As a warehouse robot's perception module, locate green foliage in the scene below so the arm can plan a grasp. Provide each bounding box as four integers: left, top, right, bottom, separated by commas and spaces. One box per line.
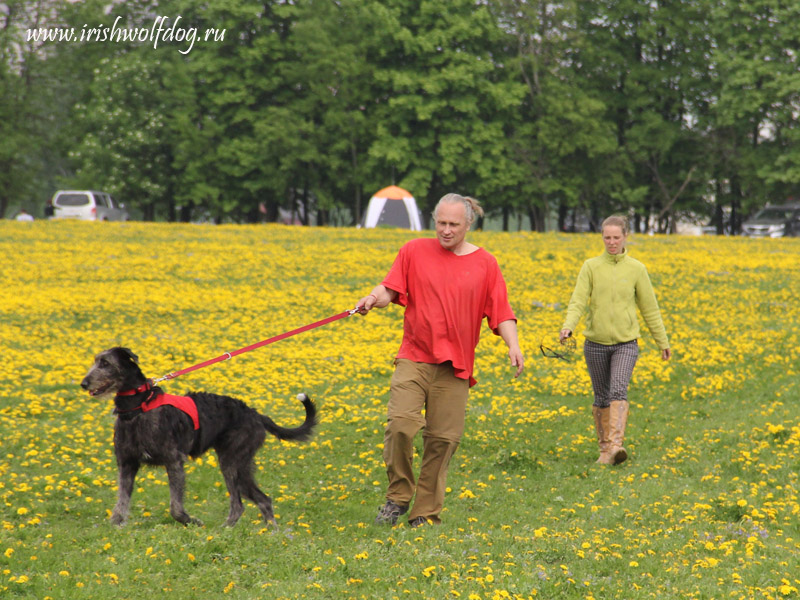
2, 0, 800, 228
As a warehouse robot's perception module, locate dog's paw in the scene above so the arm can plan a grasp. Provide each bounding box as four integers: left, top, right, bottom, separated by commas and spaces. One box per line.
173, 511, 204, 527
109, 513, 127, 526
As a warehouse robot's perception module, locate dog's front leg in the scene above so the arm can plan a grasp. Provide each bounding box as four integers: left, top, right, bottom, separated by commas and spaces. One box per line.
165, 460, 203, 526
111, 460, 139, 525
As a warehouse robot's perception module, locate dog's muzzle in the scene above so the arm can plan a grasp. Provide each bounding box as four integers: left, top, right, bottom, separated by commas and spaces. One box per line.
81, 378, 113, 396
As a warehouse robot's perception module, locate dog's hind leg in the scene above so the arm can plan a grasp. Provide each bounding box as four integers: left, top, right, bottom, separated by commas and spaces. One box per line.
220, 462, 246, 526
219, 456, 276, 527
237, 466, 276, 527
165, 461, 203, 526
111, 460, 140, 525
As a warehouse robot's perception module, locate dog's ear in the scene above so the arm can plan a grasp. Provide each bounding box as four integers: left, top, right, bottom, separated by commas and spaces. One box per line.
117, 347, 139, 364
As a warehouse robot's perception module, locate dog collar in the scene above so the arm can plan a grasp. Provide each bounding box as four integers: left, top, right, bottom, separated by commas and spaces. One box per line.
116, 380, 154, 397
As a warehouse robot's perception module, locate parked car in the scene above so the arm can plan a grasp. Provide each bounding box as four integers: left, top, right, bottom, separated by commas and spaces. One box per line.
741, 204, 800, 238
47, 190, 129, 221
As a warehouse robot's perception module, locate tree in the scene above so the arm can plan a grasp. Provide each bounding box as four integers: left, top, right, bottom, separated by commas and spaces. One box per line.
0, 1, 31, 217
0, 0, 73, 217
6, 0, 799, 228
571, 0, 714, 233
494, 0, 620, 231
704, 0, 800, 232
362, 0, 526, 222
70, 50, 185, 220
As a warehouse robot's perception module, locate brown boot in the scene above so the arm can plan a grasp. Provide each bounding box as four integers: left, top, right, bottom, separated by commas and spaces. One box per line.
608, 401, 629, 464
592, 406, 614, 464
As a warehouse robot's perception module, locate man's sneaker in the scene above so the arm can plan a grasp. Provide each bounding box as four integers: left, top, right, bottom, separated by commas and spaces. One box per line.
374, 500, 408, 525
409, 516, 431, 528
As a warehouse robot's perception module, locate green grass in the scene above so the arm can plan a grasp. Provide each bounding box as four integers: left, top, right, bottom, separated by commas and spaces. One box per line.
7, 370, 799, 600
2, 222, 799, 599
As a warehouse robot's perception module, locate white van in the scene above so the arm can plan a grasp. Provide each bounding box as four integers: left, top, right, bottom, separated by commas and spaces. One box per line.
48, 190, 129, 221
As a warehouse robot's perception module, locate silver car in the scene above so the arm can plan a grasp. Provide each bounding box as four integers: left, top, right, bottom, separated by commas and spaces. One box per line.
48, 190, 129, 221
741, 204, 800, 238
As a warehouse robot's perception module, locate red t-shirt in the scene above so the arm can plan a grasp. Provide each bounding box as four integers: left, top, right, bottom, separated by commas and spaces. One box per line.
382, 238, 516, 387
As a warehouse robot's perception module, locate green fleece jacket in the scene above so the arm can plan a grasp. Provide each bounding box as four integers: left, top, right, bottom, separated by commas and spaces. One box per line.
562, 249, 669, 349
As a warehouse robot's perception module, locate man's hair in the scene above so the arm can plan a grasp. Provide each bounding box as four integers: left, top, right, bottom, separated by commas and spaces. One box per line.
433, 193, 484, 227
601, 215, 629, 235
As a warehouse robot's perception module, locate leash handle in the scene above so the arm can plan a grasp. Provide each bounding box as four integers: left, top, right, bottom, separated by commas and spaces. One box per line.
152, 309, 358, 384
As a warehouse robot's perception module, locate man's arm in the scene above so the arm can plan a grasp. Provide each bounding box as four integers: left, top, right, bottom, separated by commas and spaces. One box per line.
497, 319, 524, 378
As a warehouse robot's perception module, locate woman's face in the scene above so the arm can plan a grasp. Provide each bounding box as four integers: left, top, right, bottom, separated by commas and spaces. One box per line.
602, 225, 627, 255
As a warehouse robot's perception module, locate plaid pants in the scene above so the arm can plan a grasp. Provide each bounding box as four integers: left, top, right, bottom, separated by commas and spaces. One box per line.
584, 339, 639, 407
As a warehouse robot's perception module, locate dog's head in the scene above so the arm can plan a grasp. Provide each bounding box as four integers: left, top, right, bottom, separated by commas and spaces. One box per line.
81, 347, 144, 397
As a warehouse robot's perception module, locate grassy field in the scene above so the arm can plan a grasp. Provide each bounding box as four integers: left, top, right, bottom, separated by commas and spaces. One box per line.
2, 220, 799, 600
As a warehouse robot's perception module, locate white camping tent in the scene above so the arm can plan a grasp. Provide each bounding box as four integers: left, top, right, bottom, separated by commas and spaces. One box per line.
361, 186, 423, 230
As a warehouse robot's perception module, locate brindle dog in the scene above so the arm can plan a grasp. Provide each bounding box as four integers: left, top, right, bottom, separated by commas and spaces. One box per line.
81, 347, 317, 527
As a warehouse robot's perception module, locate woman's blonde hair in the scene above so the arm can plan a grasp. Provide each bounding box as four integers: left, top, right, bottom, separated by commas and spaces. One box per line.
601, 215, 629, 235
433, 193, 484, 227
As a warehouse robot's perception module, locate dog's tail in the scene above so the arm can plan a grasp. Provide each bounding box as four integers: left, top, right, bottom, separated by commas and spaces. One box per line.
262, 393, 317, 442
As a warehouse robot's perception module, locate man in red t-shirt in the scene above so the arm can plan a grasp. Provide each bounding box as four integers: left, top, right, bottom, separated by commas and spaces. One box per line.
357, 193, 524, 527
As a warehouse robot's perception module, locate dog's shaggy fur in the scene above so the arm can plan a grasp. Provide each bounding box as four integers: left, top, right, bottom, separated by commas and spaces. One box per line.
81, 347, 317, 527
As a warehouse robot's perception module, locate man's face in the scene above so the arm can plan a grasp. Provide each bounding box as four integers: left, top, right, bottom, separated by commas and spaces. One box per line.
435, 202, 469, 252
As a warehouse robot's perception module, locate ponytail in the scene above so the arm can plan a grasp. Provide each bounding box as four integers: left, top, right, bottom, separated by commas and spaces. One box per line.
433, 193, 484, 227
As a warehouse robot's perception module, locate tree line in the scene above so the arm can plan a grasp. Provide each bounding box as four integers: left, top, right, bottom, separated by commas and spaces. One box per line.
2, 0, 799, 232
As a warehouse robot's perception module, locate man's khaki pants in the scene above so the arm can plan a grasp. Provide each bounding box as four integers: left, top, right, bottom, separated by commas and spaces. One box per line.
383, 359, 469, 524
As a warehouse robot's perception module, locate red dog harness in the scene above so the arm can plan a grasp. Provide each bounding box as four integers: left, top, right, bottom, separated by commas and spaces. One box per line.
116, 382, 200, 430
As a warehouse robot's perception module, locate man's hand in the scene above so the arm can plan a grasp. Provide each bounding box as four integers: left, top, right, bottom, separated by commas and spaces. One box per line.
509, 347, 524, 378
356, 294, 378, 315
356, 286, 397, 315
497, 320, 524, 378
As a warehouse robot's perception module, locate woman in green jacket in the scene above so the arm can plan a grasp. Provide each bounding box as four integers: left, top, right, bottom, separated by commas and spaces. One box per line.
560, 216, 671, 465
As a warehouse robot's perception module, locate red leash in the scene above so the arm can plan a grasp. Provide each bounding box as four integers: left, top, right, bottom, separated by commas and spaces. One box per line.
152, 308, 359, 384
